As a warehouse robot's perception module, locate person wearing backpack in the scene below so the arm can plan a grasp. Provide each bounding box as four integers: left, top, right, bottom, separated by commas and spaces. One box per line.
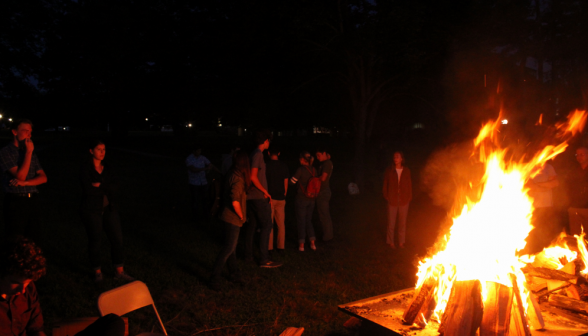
382, 151, 412, 249
316, 147, 334, 241
290, 151, 320, 251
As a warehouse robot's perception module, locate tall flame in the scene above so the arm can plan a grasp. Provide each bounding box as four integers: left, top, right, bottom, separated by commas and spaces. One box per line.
415, 110, 587, 322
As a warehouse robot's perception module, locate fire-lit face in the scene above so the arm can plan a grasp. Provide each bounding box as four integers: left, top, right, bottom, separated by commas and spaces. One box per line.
0, 274, 32, 298
576, 148, 588, 167
316, 152, 327, 162
12, 123, 32, 141
393, 153, 403, 166
90, 144, 106, 161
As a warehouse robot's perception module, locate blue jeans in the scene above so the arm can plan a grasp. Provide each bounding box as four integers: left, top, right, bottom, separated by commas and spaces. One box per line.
245, 199, 272, 263
316, 190, 333, 241
295, 196, 316, 244
387, 203, 409, 245
212, 221, 241, 280
82, 206, 124, 270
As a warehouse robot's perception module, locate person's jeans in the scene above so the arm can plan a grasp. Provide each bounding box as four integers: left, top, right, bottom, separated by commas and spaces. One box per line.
82, 206, 125, 270
387, 203, 409, 245
568, 207, 588, 235
269, 199, 286, 250
189, 184, 209, 222
316, 190, 333, 241
212, 221, 241, 280
3, 193, 41, 240
295, 196, 316, 244
245, 199, 273, 263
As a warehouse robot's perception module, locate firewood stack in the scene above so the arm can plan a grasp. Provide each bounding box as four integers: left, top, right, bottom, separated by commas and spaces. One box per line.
402, 254, 588, 335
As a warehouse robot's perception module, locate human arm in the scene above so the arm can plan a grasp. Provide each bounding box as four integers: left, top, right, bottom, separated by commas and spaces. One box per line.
251, 167, 270, 198
10, 170, 47, 187
283, 178, 288, 196
232, 201, 244, 220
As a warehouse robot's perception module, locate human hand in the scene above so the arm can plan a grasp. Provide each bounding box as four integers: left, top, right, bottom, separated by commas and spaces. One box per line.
264, 192, 272, 200
92, 182, 101, 187
24, 138, 34, 153
10, 179, 27, 187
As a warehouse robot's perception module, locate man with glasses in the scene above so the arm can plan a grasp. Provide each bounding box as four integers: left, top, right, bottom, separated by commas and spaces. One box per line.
568, 147, 588, 235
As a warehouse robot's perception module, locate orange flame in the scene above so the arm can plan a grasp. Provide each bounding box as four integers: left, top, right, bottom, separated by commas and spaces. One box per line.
415, 110, 587, 324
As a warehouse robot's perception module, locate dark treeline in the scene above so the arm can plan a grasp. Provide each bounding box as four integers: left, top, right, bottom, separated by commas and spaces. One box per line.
2, 0, 588, 182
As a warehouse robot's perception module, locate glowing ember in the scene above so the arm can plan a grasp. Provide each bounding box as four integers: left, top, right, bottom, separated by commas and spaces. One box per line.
414, 110, 588, 324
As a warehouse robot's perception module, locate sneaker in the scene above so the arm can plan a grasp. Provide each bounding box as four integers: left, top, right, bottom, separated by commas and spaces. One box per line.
260, 260, 283, 268
310, 243, 317, 251
114, 272, 135, 282
299, 246, 305, 252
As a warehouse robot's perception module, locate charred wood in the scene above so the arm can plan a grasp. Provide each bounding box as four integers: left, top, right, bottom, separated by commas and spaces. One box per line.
522, 265, 578, 283
548, 294, 588, 315
438, 280, 483, 336
480, 282, 513, 336
402, 277, 436, 325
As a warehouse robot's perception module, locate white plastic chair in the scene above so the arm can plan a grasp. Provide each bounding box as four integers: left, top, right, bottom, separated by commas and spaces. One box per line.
97, 281, 168, 335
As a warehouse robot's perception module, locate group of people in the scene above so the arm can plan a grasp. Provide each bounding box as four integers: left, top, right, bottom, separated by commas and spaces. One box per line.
0, 119, 132, 335
190, 130, 335, 290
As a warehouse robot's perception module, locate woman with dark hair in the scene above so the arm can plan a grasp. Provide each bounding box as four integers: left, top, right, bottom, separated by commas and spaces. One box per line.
291, 151, 318, 252
81, 140, 133, 283
210, 150, 251, 290
382, 151, 412, 249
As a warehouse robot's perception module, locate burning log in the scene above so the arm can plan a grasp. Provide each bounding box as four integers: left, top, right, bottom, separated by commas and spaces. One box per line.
479, 282, 513, 336
438, 280, 483, 336
566, 284, 582, 300
548, 294, 588, 315
527, 281, 547, 293
402, 277, 436, 325
508, 274, 531, 336
535, 282, 572, 298
526, 291, 545, 330
521, 265, 578, 283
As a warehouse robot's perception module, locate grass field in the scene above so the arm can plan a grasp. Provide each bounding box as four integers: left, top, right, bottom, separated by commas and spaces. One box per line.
1, 132, 446, 335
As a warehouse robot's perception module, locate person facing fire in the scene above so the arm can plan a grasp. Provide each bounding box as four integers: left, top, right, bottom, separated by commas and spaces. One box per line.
0, 236, 125, 336
524, 162, 559, 253
567, 147, 588, 235
0, 119, 47, 239
382, 151, 412, 249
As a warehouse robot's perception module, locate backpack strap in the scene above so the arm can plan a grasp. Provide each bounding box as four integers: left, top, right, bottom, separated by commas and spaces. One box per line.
303, 165, 315, 177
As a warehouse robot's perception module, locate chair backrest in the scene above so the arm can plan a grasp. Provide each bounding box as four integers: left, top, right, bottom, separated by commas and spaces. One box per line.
98, 281, 168, 335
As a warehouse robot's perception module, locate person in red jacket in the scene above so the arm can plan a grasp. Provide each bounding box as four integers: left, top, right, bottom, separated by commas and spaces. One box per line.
382, 151, 412, 248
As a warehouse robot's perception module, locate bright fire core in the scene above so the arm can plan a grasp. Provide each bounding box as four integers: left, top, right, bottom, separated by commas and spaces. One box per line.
415, 110, 588, 322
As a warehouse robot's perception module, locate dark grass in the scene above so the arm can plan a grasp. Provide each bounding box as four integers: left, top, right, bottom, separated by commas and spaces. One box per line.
0, 132, 446, 335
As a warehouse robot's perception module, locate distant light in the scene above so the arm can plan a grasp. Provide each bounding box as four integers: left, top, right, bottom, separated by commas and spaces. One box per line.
0, 114, 3, 119
244, 129, 247, 132
145, 118, 148, 121
188, 124, 192, 127
218, 123, 222, 127
502, 119, 508, 125
8, 118, 12, 122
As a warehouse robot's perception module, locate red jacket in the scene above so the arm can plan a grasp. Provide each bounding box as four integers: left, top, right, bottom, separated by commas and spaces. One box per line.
383, 166, 412, 206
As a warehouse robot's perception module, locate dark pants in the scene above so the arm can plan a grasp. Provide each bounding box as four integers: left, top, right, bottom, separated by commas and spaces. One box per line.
3, 193, 41, 239
245, 199, 272, 263
189, 184, 209, 222
295, 196, 316, 244
82, 207, 125, 271
75, 314, 125, 336
525, 207, 559, 254
316, 190, 333, 241
211, 221, 241, 280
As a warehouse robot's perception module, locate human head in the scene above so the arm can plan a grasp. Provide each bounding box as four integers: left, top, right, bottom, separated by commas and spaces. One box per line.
192, 144, 202, 157
254, 129, 271, 151
299, 151, 312, 166
268, 144, 281, 158
393, 151, 405, 167
316, 146, 330, 162
576, 147, 588, 168
11, 119, 33, 142
89, 139, 106, 162
233, 150, 251, 188
0, 236, 46, 297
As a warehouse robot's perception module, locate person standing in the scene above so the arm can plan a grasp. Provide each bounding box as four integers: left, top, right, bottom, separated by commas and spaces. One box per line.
81, 140, 133, 283
291, 151, 318, 252
567, 147, 588, 235
210, 150, 250, 290
244, 130, 282, 268
382, 151, 412, 249
0, 119, 47, 239
186, 145, 212, 224
526, 162, 559, 252
266, 144, 289, 252
316, 147, 333, 241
